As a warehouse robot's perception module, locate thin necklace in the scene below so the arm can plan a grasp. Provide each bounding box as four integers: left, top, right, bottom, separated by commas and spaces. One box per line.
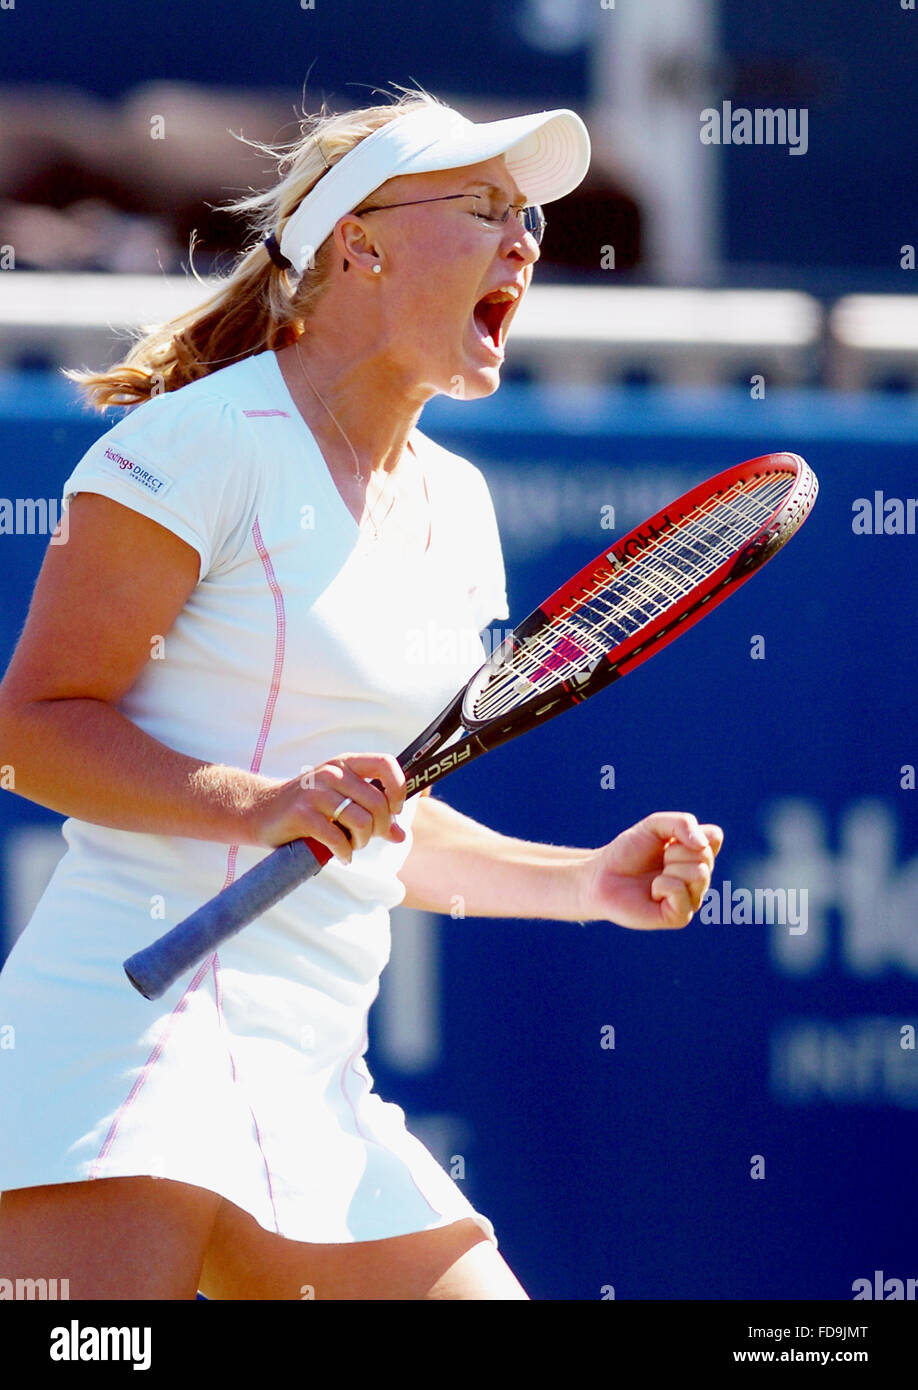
294, 342, 397, 540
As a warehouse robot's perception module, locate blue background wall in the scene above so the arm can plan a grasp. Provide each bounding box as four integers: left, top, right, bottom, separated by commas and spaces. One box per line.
719, 2, 917, 280
2, 0, 915, 282
2, 375, 915, 1299
2, 0, 915, 1307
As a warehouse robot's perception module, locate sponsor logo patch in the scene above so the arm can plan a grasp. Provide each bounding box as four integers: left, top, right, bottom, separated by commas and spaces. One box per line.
102, 446, 174, 497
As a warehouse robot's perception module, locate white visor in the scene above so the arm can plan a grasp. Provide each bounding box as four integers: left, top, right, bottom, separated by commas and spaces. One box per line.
279, 102, 591, 273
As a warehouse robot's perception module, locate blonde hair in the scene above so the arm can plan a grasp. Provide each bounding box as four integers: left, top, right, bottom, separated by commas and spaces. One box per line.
68, 89, 445, 411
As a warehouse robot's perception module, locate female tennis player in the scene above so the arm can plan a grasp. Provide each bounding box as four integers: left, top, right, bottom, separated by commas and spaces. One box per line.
0, 91, 722, 1300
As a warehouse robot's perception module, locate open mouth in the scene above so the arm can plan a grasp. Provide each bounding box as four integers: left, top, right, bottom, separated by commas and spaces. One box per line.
472, 289, 519, 352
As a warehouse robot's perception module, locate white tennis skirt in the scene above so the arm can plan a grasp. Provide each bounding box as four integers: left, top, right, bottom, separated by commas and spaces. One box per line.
0, 823, 495, 1247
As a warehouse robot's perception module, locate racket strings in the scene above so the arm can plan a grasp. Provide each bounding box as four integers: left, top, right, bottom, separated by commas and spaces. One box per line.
566, 474, 790, 638
558, 473, 789, 650
473, 472, 793, 720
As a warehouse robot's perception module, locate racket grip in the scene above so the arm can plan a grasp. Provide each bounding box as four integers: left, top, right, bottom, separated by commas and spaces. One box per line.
123, 837, 332, 1000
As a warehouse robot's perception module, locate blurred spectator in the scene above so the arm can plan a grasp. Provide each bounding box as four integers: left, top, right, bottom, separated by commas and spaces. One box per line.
0, 198, 176, 272
0, 82, 642, 277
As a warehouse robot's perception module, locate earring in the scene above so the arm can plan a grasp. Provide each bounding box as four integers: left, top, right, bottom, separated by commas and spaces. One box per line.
372, 264, 382, 275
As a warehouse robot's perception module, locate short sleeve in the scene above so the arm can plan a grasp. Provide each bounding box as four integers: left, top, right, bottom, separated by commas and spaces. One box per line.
61, 385, 261, 579
462, 464, 510, 634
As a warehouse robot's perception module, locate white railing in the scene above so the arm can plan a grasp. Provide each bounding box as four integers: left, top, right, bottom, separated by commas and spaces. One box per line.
827, 295, 918, 391
1, 273, 916, 390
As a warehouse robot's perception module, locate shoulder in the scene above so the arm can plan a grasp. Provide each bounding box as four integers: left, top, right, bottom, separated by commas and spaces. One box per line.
105, 353, 275, 448
411, 432, 509, 627
75, 355, 285, 503
62, 356, 282, 575
410, 429, 496, 506
410, 428, 477, 474
63, 355, 279, 528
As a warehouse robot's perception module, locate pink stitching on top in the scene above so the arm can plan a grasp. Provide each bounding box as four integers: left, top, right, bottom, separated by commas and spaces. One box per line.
217, 515, 285, 893
89, 956, 212, 1178
247, 517, 287, 776
210, 514, 287, 1225
91, 515, 287, 1212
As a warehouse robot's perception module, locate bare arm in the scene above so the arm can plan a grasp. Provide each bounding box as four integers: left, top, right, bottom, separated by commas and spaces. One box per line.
0, 493, 405, 859
398, 794, 593, 920
398, 794, 724, 929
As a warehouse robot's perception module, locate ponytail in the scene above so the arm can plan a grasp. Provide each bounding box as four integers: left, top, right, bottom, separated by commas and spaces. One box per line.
66, 90, 443, 411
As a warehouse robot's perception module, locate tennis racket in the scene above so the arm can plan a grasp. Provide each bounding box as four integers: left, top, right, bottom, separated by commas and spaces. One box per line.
124, 451, 817, 999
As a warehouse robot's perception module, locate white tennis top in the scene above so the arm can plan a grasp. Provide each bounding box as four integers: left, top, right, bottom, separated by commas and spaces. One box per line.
0, 350, 509, 1245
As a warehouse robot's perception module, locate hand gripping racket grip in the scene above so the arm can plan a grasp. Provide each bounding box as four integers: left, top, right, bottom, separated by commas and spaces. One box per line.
123, 836, 332, 1000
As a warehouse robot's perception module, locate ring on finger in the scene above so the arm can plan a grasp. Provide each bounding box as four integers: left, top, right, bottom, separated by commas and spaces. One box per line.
331, 796, 353, 823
